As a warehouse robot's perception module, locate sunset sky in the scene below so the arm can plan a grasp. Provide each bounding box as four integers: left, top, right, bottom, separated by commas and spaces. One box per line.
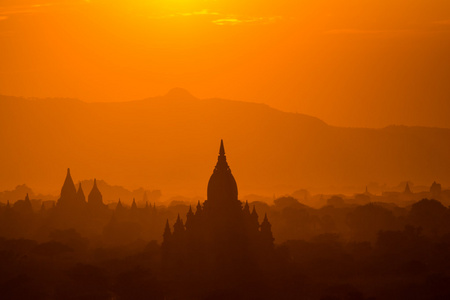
1, 0, 450, 128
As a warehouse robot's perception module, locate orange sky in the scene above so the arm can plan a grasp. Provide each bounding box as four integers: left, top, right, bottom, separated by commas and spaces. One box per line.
1, 0, 450, 128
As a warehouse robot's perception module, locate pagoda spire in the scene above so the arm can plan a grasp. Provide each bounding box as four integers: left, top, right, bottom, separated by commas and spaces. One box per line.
207, 139, 238, 202
196, 200, 202, 215
88, 178, 104, 206
60, 168, 77, 202
219, 139, 225, 156
263, 213, 269, 223
116, 198, 125, 212
143, 191, 148, 203
162, 219, 172, 261
174, 214, 184, 232
131, 198, 137, 209
90, 179, 97, 194
243, 200, 250, 215
130, 197, 138, 218
214, 139, 229, 171
76, 182, 86, 203
251, 205, 258, 217
162, 219, 172, 246
260, 213, 275, 248
163, 219, 172, 236
185, 205, 194, 230
364, 186, 372, 196
404, 182, 412, 194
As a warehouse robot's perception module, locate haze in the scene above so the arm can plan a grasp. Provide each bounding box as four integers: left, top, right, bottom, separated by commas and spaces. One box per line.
1, 0, 450, 128
2, 90, 450, 198
3, 2, 450, 299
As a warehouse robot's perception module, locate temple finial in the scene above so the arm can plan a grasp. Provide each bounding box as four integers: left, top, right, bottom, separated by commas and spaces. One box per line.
405, 182, 412, 194
219, 139, 225, 156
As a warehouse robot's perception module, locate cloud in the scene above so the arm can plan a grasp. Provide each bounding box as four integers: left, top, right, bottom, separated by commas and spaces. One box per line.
0, 16, 8, 21
148, 9, 220, 19
0, 2, 282, 27
147, 8, 281, 26
179, 9, 219, 17
212, 16, 281, 26
214, 15, 283, 26
149, 9, 223, 21
212, 18, 243, 26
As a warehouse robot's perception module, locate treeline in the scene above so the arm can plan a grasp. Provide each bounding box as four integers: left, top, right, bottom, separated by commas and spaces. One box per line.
1, 197, 450, 299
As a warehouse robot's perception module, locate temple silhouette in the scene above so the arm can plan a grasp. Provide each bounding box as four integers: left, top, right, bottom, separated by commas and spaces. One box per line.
57, 169, 109, 214
162, 140, 274, 276
4, 143, 450, 299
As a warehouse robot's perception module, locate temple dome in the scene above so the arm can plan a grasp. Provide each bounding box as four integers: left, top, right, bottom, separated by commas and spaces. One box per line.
207, 140, 238, 202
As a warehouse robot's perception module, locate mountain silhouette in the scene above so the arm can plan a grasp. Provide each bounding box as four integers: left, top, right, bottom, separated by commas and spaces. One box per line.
1, 91, 449, 196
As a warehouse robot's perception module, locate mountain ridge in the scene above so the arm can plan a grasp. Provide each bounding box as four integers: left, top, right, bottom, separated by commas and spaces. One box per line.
2, 91, 449, 131
1, 90, 449, 196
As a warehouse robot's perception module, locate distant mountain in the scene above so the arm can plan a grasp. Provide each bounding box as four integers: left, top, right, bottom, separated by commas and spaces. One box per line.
1, 89, 449, 197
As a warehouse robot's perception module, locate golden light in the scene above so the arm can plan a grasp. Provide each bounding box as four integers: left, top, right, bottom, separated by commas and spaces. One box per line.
105, 0, 210, 13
